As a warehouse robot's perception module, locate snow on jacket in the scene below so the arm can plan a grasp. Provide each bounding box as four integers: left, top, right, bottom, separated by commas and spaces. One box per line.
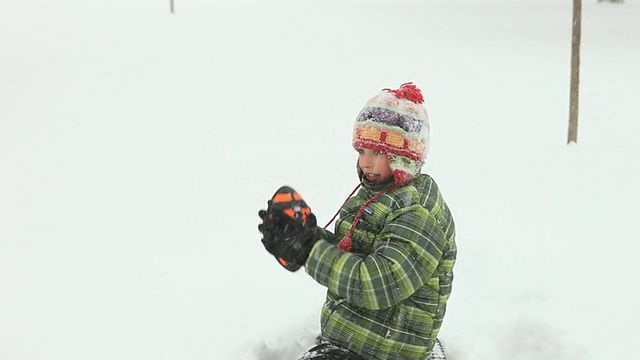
305, 173, 457, 360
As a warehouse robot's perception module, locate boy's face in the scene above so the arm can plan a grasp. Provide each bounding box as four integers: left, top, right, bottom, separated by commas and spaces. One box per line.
357, 148, 393, 183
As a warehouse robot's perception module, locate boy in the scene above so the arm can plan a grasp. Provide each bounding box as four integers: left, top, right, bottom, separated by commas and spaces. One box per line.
259, 83, 456, 360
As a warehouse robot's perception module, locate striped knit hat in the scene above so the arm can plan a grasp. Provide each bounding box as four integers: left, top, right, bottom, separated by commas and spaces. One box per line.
352, 82, 430, 184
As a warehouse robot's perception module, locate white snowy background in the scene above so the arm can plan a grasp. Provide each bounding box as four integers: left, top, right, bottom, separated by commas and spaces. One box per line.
1, 0, 638, 359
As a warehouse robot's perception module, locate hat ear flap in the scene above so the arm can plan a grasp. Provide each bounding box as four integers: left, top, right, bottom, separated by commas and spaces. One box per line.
386, 153, 424, 185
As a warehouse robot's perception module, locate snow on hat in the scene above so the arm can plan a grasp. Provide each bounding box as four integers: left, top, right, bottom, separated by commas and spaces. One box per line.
352, 82, 430, 184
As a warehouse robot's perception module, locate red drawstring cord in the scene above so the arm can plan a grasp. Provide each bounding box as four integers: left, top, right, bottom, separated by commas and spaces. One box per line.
324, 183, 400, 252
323, 183, 362, 229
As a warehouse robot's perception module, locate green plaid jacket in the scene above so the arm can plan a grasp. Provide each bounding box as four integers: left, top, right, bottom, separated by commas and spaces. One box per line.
305, 174, 456, 360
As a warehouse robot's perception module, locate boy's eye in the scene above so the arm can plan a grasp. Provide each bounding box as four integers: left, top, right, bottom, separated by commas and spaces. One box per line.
374, 150, 383, 155
356, 148, 364, 154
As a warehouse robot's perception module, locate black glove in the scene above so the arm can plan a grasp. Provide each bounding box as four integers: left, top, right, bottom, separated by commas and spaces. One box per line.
259, 209, 319, 272
274, 212, 320, 268
258, 186, 319, 272
258, 207, 297, 257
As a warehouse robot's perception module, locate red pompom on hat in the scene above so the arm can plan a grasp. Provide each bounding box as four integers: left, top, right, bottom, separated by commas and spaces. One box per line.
382, 82, 425, 104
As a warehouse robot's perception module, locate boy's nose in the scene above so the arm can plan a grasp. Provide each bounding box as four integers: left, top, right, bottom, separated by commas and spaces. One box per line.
360, 155, 373, 168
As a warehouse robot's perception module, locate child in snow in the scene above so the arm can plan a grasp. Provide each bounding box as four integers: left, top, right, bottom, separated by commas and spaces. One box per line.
259, 83, 456, 360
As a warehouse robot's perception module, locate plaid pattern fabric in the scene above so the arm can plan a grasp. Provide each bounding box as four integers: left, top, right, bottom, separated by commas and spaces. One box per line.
305, 174, 456, 360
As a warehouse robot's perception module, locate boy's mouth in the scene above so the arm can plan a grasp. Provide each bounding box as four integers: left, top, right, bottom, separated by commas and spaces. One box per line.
365, 173, 380, 181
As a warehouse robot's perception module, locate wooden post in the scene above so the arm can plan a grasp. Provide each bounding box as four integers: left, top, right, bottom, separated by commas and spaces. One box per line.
567, 0, 581, 144
170, 0, 175, 13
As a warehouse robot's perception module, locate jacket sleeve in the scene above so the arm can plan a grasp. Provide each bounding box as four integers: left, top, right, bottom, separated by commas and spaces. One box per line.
305, 204, 447, 310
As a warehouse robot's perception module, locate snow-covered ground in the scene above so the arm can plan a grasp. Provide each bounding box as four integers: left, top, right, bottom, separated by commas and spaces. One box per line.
1, 0, 638, 359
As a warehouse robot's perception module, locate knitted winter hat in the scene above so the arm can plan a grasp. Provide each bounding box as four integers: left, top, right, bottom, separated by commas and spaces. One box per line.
352, 82, 430, 184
